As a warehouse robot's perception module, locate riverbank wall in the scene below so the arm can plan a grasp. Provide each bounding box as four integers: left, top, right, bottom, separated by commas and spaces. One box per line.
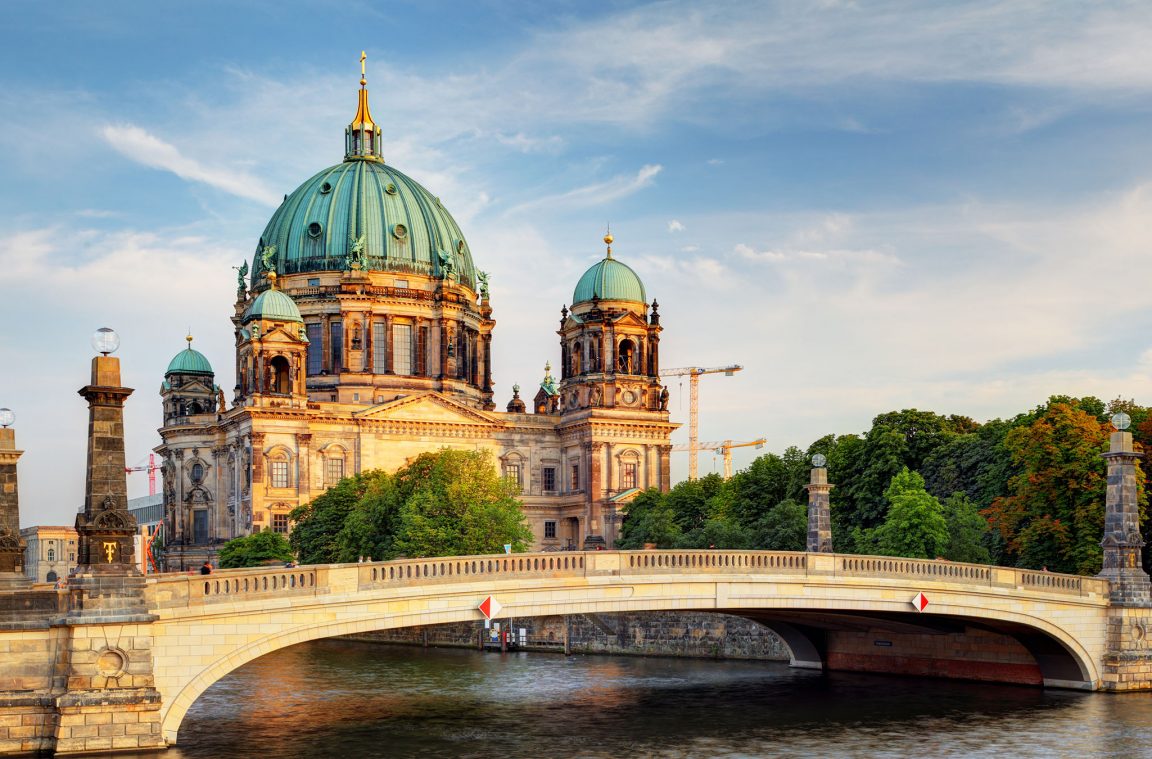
346, 612, 791, 661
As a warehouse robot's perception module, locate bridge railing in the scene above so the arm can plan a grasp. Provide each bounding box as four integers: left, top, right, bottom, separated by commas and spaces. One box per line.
145, 550, 1109, 610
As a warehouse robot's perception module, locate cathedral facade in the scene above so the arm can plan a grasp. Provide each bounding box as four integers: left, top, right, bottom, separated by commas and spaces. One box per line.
157, 69, 676, 568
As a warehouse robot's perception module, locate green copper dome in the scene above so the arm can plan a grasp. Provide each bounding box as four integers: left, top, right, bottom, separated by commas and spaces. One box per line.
166, 342, 213, 376
572, 256, 647, 305
252, 158, 477, 289
243, 288, 303, 323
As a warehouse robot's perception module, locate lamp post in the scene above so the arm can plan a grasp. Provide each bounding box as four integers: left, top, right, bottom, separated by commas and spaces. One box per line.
806, 453, 833, 553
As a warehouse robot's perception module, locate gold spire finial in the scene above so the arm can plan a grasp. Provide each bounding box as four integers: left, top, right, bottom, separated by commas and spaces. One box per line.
360, 50, 367, 86
604, 224, 614, 258
268, 271, 278, 290
186, 332, 193, 346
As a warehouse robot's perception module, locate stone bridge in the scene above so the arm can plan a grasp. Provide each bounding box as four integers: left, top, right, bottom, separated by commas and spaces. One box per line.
132, 549, 1141, 745
3, 552, 1152, 755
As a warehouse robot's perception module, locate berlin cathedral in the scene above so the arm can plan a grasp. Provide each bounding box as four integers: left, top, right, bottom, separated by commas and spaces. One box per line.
157, 65, 678, 568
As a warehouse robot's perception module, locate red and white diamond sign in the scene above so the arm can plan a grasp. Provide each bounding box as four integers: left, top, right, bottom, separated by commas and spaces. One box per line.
911, 592, 929, 612
478, 595, 503, 620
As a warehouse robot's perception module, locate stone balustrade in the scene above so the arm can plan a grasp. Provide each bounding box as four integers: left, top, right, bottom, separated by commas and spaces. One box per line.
145, 550, 1107, 611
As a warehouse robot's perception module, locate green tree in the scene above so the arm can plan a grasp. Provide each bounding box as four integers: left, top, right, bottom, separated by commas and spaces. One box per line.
984, 398, 1118, 573
831, 411, 972, 539
290, 472, 386, 565
872, 468, 949, 559
940, 492, 991, 564
218, 529, 294, 569
335, 472, 402, 562
750, 498, 807, 551
665, 473, 729, 531
618, 489, 682, 549
678, 518, 750, 549
391, 449, 532, 557
729, 447, 809, 528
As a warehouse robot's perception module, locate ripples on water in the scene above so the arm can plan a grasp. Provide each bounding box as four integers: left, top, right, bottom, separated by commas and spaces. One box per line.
117, 640, 1152, 759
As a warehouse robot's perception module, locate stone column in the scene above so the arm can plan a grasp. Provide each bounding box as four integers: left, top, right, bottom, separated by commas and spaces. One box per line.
296, 433, 312, 501
0, 422, 29, 586
54, 350, 165, 754
1099, 428, 1151, 604
73, 356, 139, 577
583, 443, 607, 549
658, 445, 672, 491
805, 464, 833, 553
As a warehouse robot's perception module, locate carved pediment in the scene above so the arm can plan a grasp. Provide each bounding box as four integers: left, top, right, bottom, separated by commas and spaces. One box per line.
610, 311, 649, 329
354, 392, 503, 427
256, 325, 305, 344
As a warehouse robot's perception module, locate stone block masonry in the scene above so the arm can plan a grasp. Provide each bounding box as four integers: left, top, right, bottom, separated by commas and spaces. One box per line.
348, 611, 792, 662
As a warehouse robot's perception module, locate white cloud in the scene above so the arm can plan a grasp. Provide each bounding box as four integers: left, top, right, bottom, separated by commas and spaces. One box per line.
668, 220, 685, 232
504, 164, 663, 216
494, 132, 566, 154
101, 124, 282, 206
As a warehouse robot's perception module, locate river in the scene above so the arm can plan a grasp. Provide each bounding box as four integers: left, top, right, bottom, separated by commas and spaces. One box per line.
113, 639, 1152, 758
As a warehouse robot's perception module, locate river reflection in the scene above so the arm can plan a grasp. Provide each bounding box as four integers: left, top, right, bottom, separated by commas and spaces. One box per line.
119, 640, 1152, 758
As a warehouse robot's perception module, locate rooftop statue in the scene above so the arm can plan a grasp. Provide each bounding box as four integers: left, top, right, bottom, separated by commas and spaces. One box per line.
260, 245, 277, 274
348, 234, 368, 270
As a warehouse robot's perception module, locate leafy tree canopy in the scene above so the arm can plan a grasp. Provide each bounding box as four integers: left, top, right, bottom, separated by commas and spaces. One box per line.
289, 450, 532, 564
218, 529, 294, 569
870, 467, 949, 560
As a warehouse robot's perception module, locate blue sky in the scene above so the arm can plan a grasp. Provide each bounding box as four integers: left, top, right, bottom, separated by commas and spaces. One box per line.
5, 1, 1152, 526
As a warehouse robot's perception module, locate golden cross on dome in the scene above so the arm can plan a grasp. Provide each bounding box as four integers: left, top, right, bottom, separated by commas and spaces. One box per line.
360, 51, 367, 85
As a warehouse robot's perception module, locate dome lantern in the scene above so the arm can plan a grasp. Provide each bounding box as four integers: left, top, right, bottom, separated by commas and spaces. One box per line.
345, 51, 383, 162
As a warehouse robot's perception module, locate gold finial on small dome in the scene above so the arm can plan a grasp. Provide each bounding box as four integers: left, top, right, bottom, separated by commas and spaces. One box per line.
267, 271, 279, 290
360, 50, 367, 87
186, 333, 194, 345
604, 224, 614, 258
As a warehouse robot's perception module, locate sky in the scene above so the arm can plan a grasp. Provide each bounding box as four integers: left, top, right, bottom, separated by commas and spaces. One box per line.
5, 0, 1152, 526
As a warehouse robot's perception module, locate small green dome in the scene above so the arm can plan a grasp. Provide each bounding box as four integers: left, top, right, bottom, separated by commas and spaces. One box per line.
572, 256, 647, 305
243, 288, 303, 323
166, 344, 213, 376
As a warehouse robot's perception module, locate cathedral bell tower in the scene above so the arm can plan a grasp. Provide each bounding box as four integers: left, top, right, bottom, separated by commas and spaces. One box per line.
234, 273, 309, 408
557, 232, 663, 413
557, 232, 674, 550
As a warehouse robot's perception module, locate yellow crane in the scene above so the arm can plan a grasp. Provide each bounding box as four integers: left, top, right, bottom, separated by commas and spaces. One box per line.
671, 438, 766, 479
660, 364, 743, 480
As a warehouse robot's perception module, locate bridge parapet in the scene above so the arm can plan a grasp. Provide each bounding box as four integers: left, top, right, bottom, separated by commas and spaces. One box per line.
148, 567, 320, 610
145, 551, 1107, 613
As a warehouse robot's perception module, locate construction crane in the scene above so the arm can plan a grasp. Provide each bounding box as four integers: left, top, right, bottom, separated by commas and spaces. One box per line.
671, 438, 766, 479
126, 453, 161, 496
659, 364, 743, 480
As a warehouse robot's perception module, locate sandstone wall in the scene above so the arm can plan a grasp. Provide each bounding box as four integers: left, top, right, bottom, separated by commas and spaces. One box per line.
348, 611, 792, 661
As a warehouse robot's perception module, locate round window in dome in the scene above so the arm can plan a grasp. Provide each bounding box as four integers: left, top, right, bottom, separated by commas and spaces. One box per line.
385, 183, 398, 195
319, 182, 332, 194
308, 222, 323, 238
392, 224, 408, 241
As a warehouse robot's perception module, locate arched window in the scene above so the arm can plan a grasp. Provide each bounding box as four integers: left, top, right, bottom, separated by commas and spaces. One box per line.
270, 356, 291, 394
190, 462, 204, 484
323, 446, 346, 488
47, 548, 55, 563
617, 449, 642, 491
268, 448, 293, 489
502, 452, 524, 493
617, 339, 636, 374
